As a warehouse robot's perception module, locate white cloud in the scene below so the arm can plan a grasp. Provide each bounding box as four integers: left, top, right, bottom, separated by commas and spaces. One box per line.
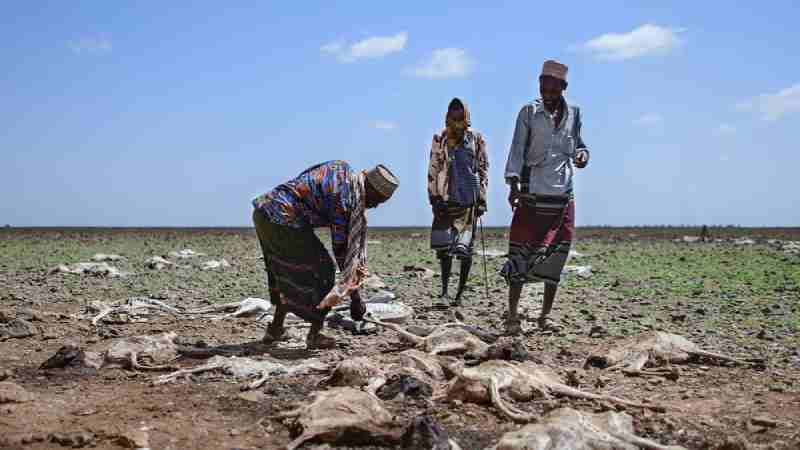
372, 120, 398, 130
736, 83, 800, 121
577, 24, 683, 61
68, 35, 112, 54
409, 48, 473, 79
321, 32, 407, 63
633, 113, 663, 127
712, 123, 736, 136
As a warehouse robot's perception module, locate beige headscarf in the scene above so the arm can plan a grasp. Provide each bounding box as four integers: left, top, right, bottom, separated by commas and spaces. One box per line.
445, 97, 471, 149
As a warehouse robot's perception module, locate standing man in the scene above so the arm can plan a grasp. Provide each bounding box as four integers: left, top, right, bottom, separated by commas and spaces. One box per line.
501, 60, 590, 334
428, 98, 489, 307
252, 160, 399, 349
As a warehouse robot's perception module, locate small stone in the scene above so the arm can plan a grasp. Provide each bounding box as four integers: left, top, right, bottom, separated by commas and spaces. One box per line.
0, 381, 35, 403
237, 391, 266, 403
648, 378, 663, 385
114, 429, 149, 448
750, 416, 779, 428
0, 369, 12, 381
0, 318, 37, 339
49, 431, 95, 448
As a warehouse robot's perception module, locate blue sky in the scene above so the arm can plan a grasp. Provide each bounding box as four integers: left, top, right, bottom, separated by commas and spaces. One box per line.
2, 1, 798, 227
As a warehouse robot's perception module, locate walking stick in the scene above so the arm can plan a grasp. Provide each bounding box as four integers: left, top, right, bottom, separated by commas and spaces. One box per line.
479, 216, 489, 301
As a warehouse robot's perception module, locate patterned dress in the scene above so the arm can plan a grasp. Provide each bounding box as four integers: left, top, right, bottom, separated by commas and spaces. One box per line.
252, 160, 363, 322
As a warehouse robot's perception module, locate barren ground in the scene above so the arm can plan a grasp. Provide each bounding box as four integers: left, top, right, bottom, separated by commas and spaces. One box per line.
1, 226, 798, 449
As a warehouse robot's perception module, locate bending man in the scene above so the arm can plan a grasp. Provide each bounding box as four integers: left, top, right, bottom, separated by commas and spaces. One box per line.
427, 98, 489, 307
252, 160, 398, 349
502, 60, 590, 334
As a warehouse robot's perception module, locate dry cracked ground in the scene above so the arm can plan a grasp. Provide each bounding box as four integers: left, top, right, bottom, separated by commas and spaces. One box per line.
0, 227, 799, 449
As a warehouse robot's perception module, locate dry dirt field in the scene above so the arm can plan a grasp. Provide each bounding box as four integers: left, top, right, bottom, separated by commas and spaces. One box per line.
1, 226, 799, 449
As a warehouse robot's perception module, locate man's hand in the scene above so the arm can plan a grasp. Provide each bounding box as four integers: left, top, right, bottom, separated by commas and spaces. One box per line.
506, 177, 520, 211
318, 289, 345, 310
575, 149, 590, 168
476, 203, 486, 217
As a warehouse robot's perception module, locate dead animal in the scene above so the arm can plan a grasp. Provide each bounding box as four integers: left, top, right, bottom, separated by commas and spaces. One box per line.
155, 355, 327, 390
274, 387, 403, 450
365, 317, 489, 359
584, 331, 761, 378
322, 357, 387, 394
103, 332, 181, 371
441, 360, 665, 423
490, 407, 686, 450
185, 297, 272, 320
86, 297, 183, 326
42, 332, 181, 372
47, 262, 127, 278
145, 256, 175, 270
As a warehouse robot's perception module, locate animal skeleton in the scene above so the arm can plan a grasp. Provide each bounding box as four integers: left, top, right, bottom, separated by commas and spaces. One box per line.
155, 355, 327, 390
185, 297, 273, 320
491, 407, 685, 450
86, 297, 183, 326
441, 360, 665, 423
273, 387, 403, 450
584, 331, 759, 378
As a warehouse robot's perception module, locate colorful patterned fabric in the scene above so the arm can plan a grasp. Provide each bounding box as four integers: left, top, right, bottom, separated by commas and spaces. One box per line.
252, 208, 335, 323
500, 193, 575, 285
252, 160, 357, 270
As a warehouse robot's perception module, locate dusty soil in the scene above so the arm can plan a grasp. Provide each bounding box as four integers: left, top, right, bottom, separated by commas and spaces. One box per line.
0, 227, 798, 449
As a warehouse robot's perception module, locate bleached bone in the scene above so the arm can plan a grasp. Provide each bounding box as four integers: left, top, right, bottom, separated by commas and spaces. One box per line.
201, 259, 230, 270
365, 317, 488, 359
168, 249, 204, 259
88, 297, 182, 326
490, 407, 686, 450
103, 332, 181, 371
441, 360, 665, 423
185, 298, 272, 321
273, 387, 403, 450
155, 355, 327, 390
585, 331, 760, 377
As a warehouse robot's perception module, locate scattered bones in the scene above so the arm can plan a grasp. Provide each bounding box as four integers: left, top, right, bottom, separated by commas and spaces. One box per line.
441, 360, 665, 423
584, 331, 760, 378
185, 297, 272, 320
86, 297, 183, 326
490, 407, 685, 450
155, 355, 327, 390
273, 387, 403, 450
47, 262, 127, 278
